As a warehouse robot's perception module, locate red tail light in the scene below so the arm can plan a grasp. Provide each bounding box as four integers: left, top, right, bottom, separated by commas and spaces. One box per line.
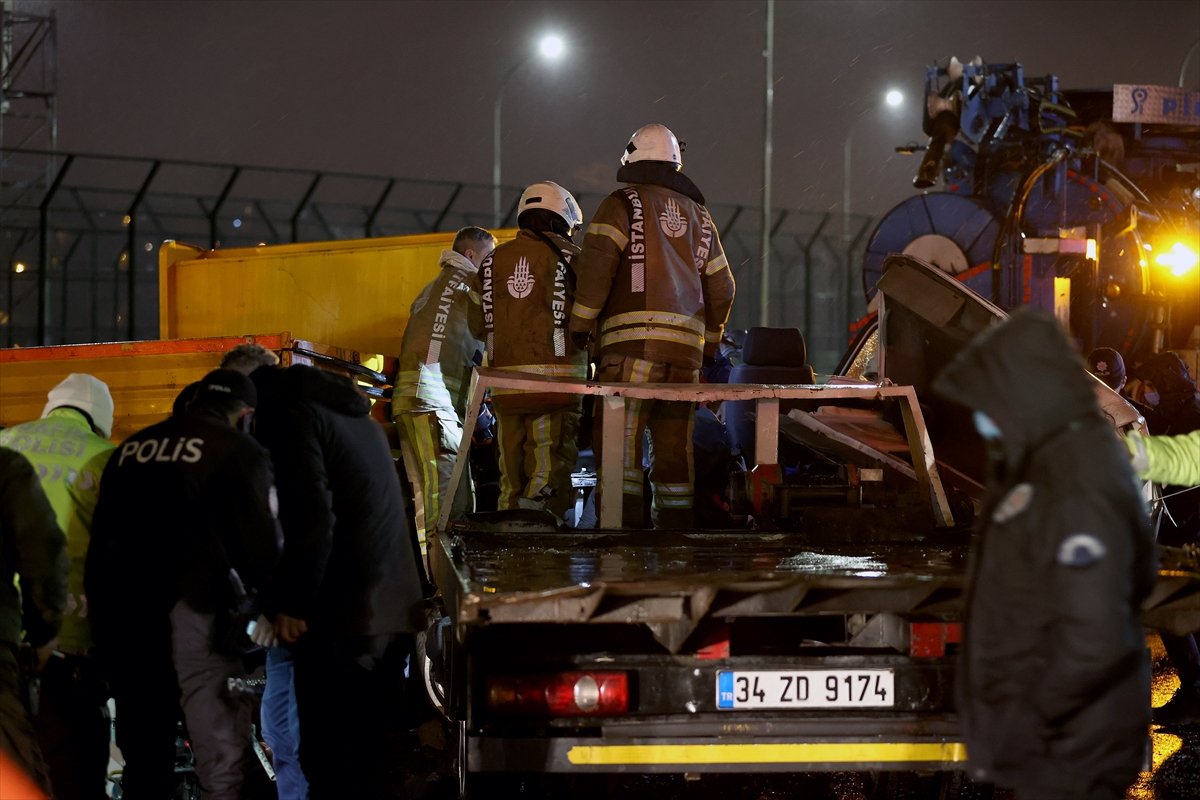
909, 622, 962, 658
487, 671, 629, 716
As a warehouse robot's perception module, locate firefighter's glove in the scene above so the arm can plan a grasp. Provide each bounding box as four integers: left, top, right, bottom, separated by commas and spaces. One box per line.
702, 342, 719, 369
571, 331, 593, 352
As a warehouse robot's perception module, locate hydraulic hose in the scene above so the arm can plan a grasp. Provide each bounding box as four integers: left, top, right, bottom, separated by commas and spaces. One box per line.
990, 149, 1068, 304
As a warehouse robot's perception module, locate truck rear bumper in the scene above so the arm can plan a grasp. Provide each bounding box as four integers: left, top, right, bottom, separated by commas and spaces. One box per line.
470, 717, 966, 773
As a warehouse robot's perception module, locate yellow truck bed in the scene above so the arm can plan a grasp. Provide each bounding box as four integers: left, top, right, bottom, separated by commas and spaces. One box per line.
4, 230, 509, 441
0, 335, 367, 443
159, 232, 509, 358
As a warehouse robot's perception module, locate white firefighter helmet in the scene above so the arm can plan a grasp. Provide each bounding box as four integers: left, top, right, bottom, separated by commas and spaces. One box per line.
620, 123, 683, 170
518, 181, 583, 232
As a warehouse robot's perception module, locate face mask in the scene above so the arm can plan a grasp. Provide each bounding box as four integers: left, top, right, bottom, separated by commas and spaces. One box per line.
973, 410, 1003, 440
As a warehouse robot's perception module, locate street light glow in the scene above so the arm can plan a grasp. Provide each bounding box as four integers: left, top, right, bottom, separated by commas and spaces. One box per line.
885, 89, 904, 108
495, 33, 568, 225
539, 34, 565, 61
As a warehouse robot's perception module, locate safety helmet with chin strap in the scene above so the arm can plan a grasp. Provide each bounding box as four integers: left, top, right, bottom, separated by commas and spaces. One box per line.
517, 181, 583, 233
620, 123, 683, 171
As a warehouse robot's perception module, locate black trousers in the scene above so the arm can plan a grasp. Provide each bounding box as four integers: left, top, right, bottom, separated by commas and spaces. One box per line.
35, 653, 110, 800
104, 602, 252, 800
293, 631, 411, 798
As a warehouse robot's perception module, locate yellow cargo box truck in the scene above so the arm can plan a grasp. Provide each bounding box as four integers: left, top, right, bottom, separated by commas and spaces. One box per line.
2, 230, 507, 437
158, 233, 463, 357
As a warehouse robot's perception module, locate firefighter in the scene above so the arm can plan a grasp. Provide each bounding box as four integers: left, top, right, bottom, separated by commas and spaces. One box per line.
476, 181, 586, 521
568, 124, 736, 528
393, 227, 495, 553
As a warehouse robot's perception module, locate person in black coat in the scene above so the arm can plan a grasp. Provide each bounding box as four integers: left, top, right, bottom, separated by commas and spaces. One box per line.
250, 364, 425, 798
86, 369, 281, 800
932, 308, 1156, 800
0, 447, 67, 793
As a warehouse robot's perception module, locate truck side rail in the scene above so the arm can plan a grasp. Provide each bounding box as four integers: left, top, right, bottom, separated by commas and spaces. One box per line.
440, 368, 954, 532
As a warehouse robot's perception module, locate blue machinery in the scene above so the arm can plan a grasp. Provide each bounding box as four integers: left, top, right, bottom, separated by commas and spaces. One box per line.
864, 59, 1200, 360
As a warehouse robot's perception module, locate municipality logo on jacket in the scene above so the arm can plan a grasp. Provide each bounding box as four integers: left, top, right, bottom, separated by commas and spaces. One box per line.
659, 198, 688, 238
507, 257, 535, 299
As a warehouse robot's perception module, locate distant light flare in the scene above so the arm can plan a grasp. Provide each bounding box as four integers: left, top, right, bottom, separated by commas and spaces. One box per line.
885, 89, 904, 108
539, 34, 565, 61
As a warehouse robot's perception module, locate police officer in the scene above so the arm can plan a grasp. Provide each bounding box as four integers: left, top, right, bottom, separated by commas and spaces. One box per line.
0, 374, 115, 800
477, 181, 586, 521
86, 369, 281, 800
569, 124, 736, 528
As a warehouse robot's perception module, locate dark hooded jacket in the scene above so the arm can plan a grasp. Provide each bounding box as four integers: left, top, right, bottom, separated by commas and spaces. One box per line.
1129, 350, 1200, 436
251, 365, 424, 638
0, 447, 66, 651
932, 308, 1155, 797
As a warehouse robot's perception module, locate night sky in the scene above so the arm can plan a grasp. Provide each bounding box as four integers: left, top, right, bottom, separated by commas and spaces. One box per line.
29, 0, 1200, 217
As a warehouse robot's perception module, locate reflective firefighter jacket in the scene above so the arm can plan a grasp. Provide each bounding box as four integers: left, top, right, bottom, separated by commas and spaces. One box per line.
477, 230, 588, 413
569, 178, 736, 369
0, 408, 114, 654
393, 249, 484, 420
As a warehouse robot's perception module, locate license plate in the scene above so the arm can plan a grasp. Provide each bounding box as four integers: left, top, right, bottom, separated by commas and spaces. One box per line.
716, 669, 894, 709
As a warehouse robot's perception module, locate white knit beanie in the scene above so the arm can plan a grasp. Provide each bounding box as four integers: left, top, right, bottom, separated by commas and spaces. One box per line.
42, 373, 115, 438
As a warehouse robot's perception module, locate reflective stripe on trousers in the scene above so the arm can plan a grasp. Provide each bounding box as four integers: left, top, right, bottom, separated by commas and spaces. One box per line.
594, 355, 697, 529
495, 408, 581, 521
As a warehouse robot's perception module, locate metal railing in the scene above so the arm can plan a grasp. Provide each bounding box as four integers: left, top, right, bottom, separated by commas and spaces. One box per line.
0, 148, 873, 368
443, 369, 955, 532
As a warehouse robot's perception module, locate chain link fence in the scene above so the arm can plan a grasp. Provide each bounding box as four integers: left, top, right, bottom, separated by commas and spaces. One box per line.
1, 148, 873, 371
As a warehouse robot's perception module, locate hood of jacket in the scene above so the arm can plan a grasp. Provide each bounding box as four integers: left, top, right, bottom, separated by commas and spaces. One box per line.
252, 365, 370, 418
616, 161, 706, 205
932, 308, 1102, 467
439, 248, 479, 276
1129, 350, 1200, 420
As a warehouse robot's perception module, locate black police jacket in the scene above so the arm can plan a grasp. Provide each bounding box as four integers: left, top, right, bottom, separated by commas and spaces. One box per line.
86, 408, 281, 638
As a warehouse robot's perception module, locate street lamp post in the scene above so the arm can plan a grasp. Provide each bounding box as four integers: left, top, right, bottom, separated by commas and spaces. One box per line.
493, 34, 565, 227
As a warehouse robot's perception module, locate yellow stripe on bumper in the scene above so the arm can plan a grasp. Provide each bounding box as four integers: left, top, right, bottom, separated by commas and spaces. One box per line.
566, 741, 967, 766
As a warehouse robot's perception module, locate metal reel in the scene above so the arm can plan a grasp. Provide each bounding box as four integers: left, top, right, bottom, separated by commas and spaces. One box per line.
862, 193, 1001, 301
